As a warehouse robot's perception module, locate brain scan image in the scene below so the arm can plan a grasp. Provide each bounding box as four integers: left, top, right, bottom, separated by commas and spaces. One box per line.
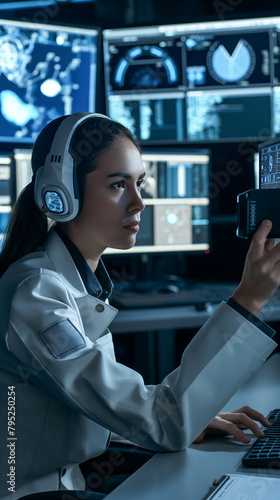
154, 204, 192, 245
0, 22, 98, 142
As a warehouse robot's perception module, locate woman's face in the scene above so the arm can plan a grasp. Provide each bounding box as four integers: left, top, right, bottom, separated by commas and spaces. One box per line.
66, 138, 146, 261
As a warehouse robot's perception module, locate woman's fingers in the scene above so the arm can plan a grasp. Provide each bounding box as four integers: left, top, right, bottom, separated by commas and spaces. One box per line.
249, 220, 273, 260
230, 405, 271, 427
193, 406, 270, 444
214, 413, 264, 442
232, 220, 280, 314
265, 237, 276, 252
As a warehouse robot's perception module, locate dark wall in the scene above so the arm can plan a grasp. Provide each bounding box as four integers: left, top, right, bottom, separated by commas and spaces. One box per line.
1, 0, 280, 28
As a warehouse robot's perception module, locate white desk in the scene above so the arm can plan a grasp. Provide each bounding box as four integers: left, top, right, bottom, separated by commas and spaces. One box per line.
106, 353, 280, 500
110, 301, 280, 334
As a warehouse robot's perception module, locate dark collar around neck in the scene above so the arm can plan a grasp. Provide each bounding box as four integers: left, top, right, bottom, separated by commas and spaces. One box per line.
54, 226, 113, 301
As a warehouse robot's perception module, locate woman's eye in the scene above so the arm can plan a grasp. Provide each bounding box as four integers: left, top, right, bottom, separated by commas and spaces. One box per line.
137, 179, 145, 189
111, 181, 125, 189
110, 178, 145, 190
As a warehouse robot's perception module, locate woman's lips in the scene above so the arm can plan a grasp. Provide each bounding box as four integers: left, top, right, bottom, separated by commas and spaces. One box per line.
123, 221, 140, 232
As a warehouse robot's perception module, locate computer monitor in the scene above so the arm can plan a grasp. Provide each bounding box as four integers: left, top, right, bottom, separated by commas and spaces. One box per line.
14, 148, 33, 197
10, 147, 211, 256
259, 138, 280, 245
104, 148, 211, 255
103, 16, 280, 144
0, 148, 34, 251
0, 18, 99, 143
254, 152, 259, 189
0, 153, 13, 250
259, 137, 280, 189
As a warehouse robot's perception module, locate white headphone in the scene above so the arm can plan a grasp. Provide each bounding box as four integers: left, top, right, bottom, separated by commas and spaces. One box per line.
34, 112, 110, 222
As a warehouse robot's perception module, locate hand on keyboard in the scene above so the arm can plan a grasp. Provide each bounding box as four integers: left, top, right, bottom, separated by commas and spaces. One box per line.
242, 409, 280, 468
193, 405, 270, 444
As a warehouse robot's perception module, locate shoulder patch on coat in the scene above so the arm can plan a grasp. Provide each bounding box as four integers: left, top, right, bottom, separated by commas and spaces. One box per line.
40, 319, 86, 358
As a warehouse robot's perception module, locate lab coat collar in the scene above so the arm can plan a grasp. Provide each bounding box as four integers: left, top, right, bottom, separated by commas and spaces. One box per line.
42, 229, 118, 333
43, 229, 89, 297
54, 225, 113, 300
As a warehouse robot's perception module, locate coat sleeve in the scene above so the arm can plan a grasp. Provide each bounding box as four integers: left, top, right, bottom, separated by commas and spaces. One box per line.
8, 272, 277, 452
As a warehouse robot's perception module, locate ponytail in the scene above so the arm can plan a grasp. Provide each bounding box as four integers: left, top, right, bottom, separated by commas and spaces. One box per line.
0, 182, 49, 277
0, 115, 67, 278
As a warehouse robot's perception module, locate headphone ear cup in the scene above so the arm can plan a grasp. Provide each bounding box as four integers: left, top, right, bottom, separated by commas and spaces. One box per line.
34, 160, 73, 221
33, 112, 110, 221
44, 191, 65, 214
34, 149, 79, 221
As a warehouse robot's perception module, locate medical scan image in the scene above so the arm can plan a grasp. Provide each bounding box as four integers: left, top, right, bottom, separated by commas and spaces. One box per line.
0, 21, 98, 143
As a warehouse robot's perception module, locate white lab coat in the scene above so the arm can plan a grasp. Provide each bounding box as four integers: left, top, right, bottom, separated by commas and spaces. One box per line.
0, 229, 277, 499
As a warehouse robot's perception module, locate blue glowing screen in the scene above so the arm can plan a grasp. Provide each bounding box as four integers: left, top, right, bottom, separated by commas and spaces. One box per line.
44, 191, 64, 213
0, 19, 98, 143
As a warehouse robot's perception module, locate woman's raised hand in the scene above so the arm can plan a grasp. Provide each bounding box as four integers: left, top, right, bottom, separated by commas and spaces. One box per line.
232, 220, 280, 316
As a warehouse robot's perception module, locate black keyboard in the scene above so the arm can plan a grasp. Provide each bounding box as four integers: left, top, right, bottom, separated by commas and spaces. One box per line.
242, 409, 280, 468
110, 282, 238, 309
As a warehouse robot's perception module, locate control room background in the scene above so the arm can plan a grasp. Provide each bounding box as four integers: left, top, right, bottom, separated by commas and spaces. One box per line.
1, 0, 279, 285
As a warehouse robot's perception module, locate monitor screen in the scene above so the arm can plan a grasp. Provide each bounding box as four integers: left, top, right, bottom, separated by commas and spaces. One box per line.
104, 148, 211, 255
14, 148, 33, 196
254, 151, 259, 189
0, 18, 99, 143
0, 153, 13, 250
10, 147, 210, 256
103, 16, 280, 144
259, 137, 280, 189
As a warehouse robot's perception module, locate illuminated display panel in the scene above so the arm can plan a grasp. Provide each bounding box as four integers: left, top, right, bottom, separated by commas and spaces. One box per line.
8, 148, 210, 256
103, 16, 280, 144
104, 149, 211, 255
0, 154, 13, 250
0, 18, 99, 143
259, 137, 280, 189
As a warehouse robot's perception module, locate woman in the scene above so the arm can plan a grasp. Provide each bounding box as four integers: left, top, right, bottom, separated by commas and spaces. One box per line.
0, 112, 279, 499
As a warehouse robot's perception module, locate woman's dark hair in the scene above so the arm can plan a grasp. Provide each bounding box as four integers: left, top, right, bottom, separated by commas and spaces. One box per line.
0, 114, 141, 277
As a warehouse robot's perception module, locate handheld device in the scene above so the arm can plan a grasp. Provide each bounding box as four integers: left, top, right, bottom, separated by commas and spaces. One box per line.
236, 137, 280, 238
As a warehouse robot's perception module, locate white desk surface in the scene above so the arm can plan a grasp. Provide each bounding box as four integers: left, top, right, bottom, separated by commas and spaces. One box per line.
106, 353, 280, 500
110, 302, 280, 333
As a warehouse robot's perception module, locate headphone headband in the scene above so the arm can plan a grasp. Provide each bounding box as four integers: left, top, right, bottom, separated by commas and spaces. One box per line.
34, 112, 110, 222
